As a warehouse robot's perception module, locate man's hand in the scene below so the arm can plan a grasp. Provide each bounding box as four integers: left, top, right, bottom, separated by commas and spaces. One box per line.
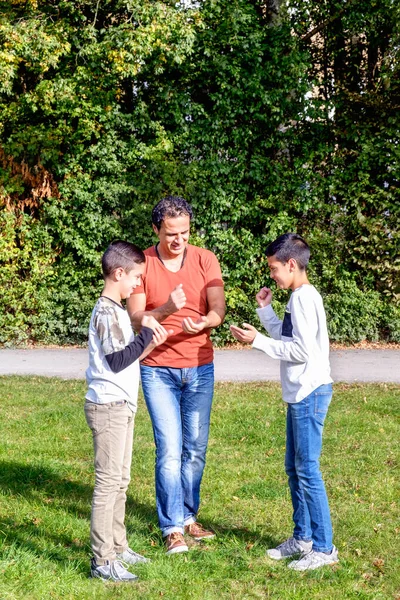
182, 315, 209, 334
230, 323, 258, 344
256, 287, 272, 308
166, 283, 186, 313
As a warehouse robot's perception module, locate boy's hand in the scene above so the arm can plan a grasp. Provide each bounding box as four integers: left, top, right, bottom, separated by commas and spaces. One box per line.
141, 315, 173, 339
230, 323, 258, 344
182, 315, 208, 334
256, 287, 272, 308
151, 326, 174, 348
166, 283, 186, 313
141, 315, 162, 331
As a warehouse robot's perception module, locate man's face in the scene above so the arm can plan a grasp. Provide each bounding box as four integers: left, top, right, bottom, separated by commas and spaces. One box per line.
119, 264, 145, 299
267, 255, 294, 289
153, 215, 190, 257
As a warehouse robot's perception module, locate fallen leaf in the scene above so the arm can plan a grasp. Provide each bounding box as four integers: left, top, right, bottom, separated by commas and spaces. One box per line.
245, 543, 254, 551
372, 558, 385, 574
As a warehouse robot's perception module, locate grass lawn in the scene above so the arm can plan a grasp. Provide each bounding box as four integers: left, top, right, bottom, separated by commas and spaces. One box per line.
0, 377, 399, 600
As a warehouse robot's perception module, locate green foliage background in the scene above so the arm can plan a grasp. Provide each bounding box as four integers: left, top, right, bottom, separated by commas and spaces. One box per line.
0, 0, 399, 345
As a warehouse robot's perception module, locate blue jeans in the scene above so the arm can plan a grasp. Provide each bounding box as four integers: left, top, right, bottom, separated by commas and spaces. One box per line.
140, 363, 214, 537
285, 383, 333, 552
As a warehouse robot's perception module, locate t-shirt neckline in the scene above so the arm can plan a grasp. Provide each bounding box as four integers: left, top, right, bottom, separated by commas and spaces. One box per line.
154, 243, 188, 272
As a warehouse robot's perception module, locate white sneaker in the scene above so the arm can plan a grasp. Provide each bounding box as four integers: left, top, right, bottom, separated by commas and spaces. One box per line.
90, 558, 138, 582
267, 537, 313, 560
116, 547, 150, 564
288, 546, 339, 571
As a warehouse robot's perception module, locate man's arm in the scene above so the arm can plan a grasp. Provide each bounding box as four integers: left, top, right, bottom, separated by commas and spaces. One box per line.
182, 286, 226, 334
126, 284, 186, 331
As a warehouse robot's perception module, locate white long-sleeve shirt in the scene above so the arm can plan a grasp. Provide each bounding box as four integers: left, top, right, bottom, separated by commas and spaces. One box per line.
252, 284, 333, 403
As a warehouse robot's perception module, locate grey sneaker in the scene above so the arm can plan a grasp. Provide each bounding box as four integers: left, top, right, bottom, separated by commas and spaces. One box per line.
267, 537, 313, 560
116, 547, 150, 564
90, 558, 138, 582
288, 546, 339, 571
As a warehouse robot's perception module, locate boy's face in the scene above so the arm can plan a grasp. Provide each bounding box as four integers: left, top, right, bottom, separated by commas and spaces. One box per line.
267, 255, 295, 289
118, 264, 145, 299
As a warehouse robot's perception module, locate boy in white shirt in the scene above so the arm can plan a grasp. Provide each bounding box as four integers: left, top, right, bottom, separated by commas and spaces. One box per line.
85, 240, 170, 582
230, 233, 338, 571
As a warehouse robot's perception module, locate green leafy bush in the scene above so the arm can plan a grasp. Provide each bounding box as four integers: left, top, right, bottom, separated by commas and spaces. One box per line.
0, 0, 398, 346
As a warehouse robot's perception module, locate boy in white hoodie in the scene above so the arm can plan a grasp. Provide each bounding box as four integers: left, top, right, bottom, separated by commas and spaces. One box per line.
230, 233, 338, 571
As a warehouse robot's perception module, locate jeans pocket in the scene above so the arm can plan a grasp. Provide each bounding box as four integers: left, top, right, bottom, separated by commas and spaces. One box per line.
314, 392, 332, 426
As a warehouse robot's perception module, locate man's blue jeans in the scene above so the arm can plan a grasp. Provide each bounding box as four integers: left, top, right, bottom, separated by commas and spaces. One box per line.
140, 363, 214, 537
285, 383, 333, 553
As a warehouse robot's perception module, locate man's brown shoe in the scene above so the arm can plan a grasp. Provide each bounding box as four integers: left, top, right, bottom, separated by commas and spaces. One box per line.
184, 522, 215, 541
165, 532, 189, 555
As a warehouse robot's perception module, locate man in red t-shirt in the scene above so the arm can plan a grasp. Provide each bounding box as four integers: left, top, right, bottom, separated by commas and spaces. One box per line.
127, 196, 225, 555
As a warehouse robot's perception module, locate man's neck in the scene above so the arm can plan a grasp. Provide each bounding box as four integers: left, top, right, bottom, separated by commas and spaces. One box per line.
156, 243, 187, 272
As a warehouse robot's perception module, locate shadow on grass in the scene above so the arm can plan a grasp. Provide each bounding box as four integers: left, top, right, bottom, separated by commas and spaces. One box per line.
202, 521, 279, 551
0, 460, 92, 517
0, 460, 157, 571
0, 460, 282, 565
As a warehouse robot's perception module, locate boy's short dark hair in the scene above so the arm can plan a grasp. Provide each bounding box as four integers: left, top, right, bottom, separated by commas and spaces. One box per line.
265, 233, 310, 270
152, 196, 193, 230
102, 240, 145, 277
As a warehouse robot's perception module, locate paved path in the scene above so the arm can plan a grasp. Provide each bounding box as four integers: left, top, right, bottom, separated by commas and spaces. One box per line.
0, 348, 398, 383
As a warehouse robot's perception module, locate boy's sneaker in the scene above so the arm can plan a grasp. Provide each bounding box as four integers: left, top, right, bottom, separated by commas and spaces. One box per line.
184, 522, 215, 541
288, 546, 339, 571
90, 558, 138, 582
266, 537, 313, 560
116, 547, 150, 564
165, 532, 189, 555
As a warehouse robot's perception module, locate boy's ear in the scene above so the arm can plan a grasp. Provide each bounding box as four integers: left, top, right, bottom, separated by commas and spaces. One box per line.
288, 258, 297, 272
113, 267, 125, 281
152, 223, 159, 236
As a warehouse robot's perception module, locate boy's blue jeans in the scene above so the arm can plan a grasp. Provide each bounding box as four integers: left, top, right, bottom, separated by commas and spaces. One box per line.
285, 383, 333, 553
140, 363, 214, 537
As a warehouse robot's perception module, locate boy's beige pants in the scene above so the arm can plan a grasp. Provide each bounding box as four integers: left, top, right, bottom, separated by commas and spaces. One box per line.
84, 400, 134, 564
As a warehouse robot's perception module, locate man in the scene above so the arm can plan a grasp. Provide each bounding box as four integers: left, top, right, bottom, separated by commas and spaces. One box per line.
127, 196, 225, 555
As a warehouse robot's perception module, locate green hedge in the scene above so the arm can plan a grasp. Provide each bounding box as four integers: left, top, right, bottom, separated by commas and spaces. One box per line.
0, 0, 398, 345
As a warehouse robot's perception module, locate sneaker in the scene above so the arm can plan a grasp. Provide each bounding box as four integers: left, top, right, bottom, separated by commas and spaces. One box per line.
116, 547, 150, 564
165, 532, 189, 555
288, 546, 339, 571
184, 522, 215, 541
90, 558, 138, 582
267, 537, 313, 560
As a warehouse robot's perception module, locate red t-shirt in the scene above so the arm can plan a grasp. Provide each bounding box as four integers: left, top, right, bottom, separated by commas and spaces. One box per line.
133, 244, 224, 368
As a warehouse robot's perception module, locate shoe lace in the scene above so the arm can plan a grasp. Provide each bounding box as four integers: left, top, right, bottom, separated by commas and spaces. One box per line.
110, 560, 130, 580
126, 548, 143, 559
189, 521, 207, 534
278, 537, 297, 552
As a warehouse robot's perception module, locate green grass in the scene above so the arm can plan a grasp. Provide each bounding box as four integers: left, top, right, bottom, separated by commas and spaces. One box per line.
0, 377, 399, 600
